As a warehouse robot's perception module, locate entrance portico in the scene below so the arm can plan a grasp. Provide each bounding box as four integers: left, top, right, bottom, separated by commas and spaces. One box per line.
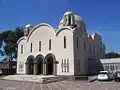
26, 55, 34, 75
44, 53, 57, 75
26, 53, 57, 75
34, 54, 44, 75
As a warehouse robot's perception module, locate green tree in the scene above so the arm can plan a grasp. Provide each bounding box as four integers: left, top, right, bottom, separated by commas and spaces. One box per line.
0, 33, 3, 40
3, 27, 24, 58
2, 31, 12, 43
3, 27, 24, 74
14, 27, 24, 41
105, 52, 120, 59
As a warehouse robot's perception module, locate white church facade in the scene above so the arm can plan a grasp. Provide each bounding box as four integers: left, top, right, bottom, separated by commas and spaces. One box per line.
17, 11, 105, 76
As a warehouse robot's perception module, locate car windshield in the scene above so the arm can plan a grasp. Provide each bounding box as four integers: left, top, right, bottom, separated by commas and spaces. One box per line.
99, 72, 108, 74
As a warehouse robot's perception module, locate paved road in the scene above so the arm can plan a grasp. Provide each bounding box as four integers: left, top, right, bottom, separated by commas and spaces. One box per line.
0, 80, 120, 90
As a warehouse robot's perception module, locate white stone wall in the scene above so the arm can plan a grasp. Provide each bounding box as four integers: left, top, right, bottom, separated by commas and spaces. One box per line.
17, 37, 27, 74
56, 28, 74, 75
17, 24, 74, 75
27, 24, 56, 58
17, 12, 105, 76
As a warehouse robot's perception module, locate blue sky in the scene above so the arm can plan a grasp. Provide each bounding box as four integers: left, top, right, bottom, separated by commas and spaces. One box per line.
0, 0, 120, 52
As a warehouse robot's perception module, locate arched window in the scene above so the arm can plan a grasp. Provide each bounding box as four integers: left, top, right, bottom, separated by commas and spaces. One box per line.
30, 43, 32, 52
61, 59, 63, 72
68, 15, 71, 26
64, 36, 66, 48
93, 45, 95, 54
89, 43, 91, 53
67, 59, 69, 72
64, 59, 66, 72
21, 45, 23, 54
49, 39, 51, 50
77, 37, 79, 48
84, 40, 86, 51
39, 41, 41, 51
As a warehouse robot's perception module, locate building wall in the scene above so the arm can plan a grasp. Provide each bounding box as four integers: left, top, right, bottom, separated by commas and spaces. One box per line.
27, 24, 56, 58
56, 28, 74, 75
100, 58, 120, 74
17, 12, 105, 76
73, 27, 105, 75
17, 37, 27, 74
17, 24, 74, 75
73, 28, 88, 75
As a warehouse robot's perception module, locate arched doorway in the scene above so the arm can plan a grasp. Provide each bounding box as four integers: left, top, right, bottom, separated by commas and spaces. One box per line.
34, 55, 44, 75
45, 53, 57, 75
26, 55, 34, 75
47, 57, 53, 75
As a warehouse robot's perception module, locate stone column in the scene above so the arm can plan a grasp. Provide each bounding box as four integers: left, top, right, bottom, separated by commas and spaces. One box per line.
34, 63, 38, 75
43, 63, 47, 75
53, 63, 57, 76
25, 63, 29, 74
44, 64, 47, 75
43, 63, 45, 75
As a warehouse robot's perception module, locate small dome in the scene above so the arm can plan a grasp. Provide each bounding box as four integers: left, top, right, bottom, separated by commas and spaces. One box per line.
25, 24, 32, 28
74, 15, 83, 22
60, 14, 83, 24
59, 18, 64, 24
59, 11, 85, 30
64, 11, 73, 15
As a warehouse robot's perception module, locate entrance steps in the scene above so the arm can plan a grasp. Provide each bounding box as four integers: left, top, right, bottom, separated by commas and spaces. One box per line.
43, 76, 63, 84
1, 75, 64, 84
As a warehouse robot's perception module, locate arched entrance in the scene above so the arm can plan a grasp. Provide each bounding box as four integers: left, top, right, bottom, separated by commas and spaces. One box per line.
47, 57, 53, 75
26, 55, 34, 75
34, 55, 44, 75
45, 53, 57, 75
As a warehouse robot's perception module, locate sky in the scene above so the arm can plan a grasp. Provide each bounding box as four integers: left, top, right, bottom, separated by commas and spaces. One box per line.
0, 0, 120, 52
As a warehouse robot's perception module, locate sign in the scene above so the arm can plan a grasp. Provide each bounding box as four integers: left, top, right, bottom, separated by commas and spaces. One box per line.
19, 62, 24, 72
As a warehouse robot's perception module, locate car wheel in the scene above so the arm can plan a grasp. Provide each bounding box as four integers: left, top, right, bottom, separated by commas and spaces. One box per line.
98, 79, 100, 81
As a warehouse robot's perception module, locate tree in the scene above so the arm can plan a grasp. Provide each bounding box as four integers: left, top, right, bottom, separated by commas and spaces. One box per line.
105, 52, 120, 59
0, 33, 3, 40
14, 27, 24, 41
4, 27, 24, 57
3, 27, 24, 74
2, 31, 12, 44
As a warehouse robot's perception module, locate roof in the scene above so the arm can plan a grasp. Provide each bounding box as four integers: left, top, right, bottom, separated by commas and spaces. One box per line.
100, 71, 109, 73
25, 24, 32, 28
100, 58, 120, 63
64, 11, 73, 15
74, 15, 83, 22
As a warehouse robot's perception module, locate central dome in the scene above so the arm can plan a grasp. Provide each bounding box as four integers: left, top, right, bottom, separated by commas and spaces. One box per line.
59, 11, 85, 29
74, 15, 83, 22
25, 24, 32, 28
59, 12, 83, 24
64, 11, 73, 15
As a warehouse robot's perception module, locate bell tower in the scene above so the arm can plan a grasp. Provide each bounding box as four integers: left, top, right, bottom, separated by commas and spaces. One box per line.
63, 11, 75, 27
24, 24, 33, 36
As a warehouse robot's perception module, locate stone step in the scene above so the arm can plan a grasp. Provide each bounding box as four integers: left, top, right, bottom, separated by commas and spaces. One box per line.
43, 77, 62, 84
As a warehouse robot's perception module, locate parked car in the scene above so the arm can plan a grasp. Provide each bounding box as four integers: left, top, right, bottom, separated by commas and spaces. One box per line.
97, 71, 113, 81
114, 71, 120, 82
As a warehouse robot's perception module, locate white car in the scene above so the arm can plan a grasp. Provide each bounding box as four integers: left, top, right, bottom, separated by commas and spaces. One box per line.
97, 71, 113, 81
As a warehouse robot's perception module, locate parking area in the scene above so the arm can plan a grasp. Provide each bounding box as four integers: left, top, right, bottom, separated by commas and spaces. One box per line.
0, 79, 120, 90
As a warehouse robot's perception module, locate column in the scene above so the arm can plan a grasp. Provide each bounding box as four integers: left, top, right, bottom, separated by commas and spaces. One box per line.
25, 64, 29, 74
43, 63, 45, 75
53, 63, 57, 76
43, 63, 47, 75
34, 63, 38, 75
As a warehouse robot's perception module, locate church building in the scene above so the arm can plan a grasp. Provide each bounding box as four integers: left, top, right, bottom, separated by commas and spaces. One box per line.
17, 11, 105, 76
